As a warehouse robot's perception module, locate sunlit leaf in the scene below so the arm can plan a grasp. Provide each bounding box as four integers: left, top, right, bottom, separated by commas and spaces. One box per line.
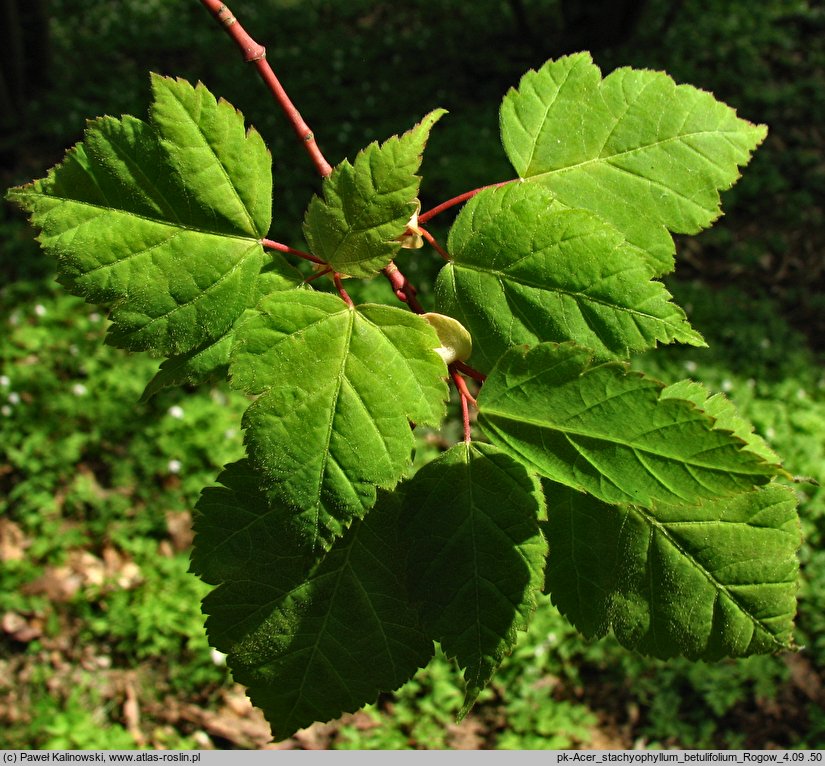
230, 289, 448, 551
500, 53, 767, 274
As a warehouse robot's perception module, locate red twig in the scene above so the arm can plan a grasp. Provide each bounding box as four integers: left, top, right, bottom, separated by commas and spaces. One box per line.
334, 274, 354, 307
199, 0, 333, 178
419, 227, 451, 261
418, 180, 517, 224
261, 238, 326, 265
383, 262, 425, 314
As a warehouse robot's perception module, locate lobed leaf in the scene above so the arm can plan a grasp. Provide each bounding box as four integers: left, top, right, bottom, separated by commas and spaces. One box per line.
229, 289, 449, 552
435, 183, 704, 374
193, 463, 432, 740
477, 343, 783, 508
500, 53, 767, 274
6, 76, 271, 355
303, 110, 445, 278
401, 442, 547, 716
543, 482, 800, 659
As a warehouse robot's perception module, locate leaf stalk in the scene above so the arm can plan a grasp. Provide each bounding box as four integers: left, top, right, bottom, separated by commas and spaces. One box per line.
333, 273, 354, 307
418, 180, 517, 224
450, 366, 476, 443
419, 226, 451, 261
261, 238, 326, 265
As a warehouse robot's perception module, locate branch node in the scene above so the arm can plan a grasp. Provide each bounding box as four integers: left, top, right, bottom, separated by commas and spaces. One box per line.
245, 46, 266, 62
217, 5, 236, 26
200, 0, 332, 178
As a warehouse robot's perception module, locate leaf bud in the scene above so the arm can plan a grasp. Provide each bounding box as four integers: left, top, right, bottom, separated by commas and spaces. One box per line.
396, 200, 424, 249
423, 312, 472, 365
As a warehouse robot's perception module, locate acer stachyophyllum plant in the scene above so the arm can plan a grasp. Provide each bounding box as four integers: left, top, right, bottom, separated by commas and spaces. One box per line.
7, 1, 802, 740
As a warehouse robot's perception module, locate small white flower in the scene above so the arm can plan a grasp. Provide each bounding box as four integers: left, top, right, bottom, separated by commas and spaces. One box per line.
0, 376, 9, 387
210, 648, 227, 666
34, 304, 47, 317
684, 360, 698, 373
72, 383, 88, 396
721, 379, 733, 392
167, 459, 182, 474
7, 392, 20, 405
765, 427, 776, 440
223, 428, 237, 440
168, 405, 185, 419
89, 312, 101, 323
1, 405, 11, 417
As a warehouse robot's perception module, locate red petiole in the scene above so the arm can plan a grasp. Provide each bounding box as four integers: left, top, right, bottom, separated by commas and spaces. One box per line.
333, 274, 354, 307
450, 366, 477, 443
261, 238, 325, 265
418, 180, 517, 224
419, 227, 451, 261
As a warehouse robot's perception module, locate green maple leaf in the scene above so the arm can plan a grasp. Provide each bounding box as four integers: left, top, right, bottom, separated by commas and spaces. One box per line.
477, 342, 783, 508
543, 482, 800, 659
303, 110, 445, 278
500, 53, 767, 274
140, 258, 302, 401
401, 442, 547, 716
193, 462, 432, 741
6, 75, 272, 355
229, 289, 449, 552
435, 183, 704, 374
661, 379, 783, 467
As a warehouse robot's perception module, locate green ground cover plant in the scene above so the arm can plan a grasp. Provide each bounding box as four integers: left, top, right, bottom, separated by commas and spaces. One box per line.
4, 0, 820, 746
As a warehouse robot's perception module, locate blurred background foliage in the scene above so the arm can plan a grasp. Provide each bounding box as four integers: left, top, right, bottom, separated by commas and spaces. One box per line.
1, 0, 824, 750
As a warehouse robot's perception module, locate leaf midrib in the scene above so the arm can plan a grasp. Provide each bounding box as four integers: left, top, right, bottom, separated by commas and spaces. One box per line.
524, 128, 752, 181
31, 190, 261, 243
309, 309, 355, 551
479, 409, 767, 476
632, 504, 790, 651
283, 534, 358, 728
449, 261, 682, 326
324, 184, 414, 266
165, 87, 260, 236
465, 443, 484, 694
